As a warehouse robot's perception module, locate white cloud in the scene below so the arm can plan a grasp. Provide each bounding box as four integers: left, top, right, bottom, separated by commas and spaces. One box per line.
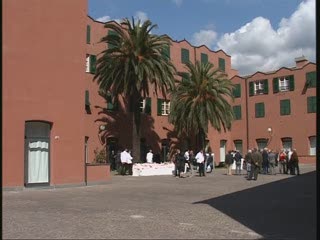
134, 11, 149, 23
191, 29, 218, 49
217, 0, 315, 75
172, 0, 183, 7
96, 15, 121, 23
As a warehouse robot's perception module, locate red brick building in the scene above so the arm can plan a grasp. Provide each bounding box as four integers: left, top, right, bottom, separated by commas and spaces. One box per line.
3, 1, 316, 189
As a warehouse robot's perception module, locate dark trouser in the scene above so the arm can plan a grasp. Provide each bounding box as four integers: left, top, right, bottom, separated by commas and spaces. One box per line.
110, 159, 116, 171
120, 163, 127, 175
235, 163, 241, 175
249, 164, 259, 180
291, 161, 300, 175
199, 162, 205, 176
127, 164, 133, 175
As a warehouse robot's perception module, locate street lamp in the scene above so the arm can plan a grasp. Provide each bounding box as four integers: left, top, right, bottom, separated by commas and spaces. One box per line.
267, 127, 273, 147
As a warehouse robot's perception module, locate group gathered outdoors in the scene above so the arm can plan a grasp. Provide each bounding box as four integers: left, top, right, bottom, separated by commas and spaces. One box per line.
109, 147, 300, 180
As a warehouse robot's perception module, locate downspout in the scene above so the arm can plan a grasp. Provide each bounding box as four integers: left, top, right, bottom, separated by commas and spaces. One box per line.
245, 77, 249, 151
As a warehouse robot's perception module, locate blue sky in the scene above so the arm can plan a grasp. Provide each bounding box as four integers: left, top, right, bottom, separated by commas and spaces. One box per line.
88, 0, 315, 75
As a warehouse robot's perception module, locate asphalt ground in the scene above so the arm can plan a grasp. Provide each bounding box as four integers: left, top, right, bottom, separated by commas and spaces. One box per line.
3, 164, 316, 239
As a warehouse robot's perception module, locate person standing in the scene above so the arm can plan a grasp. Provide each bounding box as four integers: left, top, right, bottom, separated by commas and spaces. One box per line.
116, 150, 122, 174
278, 149, 287, 174
184, 149, 190, 174
126, 150, 133, 175
268, 149, 276, 175
262, 148, 269, 174
175, 149, 185, 178
290, 149, 300, 175
287, 148, 293, 174
244, 149, 253, 178
225, 150, 233, 175
195, 150, 205, 177
249, 148, 262, 180
234, 150, 242, 175
146, 149, 153, 164
120, 148, 128, 175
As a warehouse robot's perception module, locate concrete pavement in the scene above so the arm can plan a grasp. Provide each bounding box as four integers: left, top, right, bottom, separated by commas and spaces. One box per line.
3, 164, 316, 239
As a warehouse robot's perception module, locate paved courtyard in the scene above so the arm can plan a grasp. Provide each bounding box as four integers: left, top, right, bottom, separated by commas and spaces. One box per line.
3, 164, 316, 239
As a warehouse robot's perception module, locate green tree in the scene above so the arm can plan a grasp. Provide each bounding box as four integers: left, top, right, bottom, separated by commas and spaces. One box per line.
94, 18, 176, 162
169, 61, 234, 150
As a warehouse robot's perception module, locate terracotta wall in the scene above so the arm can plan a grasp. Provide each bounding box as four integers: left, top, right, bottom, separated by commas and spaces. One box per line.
3, 0, 88, 187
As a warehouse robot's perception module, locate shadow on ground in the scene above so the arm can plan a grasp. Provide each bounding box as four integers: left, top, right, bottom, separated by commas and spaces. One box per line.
194, 171, 316, 240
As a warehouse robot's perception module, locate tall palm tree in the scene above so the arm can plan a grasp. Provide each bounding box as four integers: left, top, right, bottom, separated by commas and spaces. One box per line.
169, 61, 234, 151
94, 17, 176, 162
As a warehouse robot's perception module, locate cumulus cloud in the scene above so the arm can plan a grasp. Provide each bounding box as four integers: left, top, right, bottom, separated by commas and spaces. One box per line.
96, 15, 121, 23
191, 29, 218, 49
217, 0, 315, 75
172, 0, 183, 7
134, 11, 149, 23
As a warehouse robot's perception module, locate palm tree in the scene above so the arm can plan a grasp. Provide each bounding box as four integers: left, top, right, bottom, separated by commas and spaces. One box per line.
169, 61, 234, 151
94, 17, 176, 162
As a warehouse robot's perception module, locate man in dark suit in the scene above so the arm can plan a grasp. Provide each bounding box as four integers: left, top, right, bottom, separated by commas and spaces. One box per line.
248, 148, 262, 180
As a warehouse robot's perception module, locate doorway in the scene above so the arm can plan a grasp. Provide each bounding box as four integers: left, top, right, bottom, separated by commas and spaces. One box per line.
219, 140, 227, 162
24, 121, 51, 186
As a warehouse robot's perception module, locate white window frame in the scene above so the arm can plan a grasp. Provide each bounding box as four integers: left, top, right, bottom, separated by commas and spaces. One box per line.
86, 55, 90, 73
309, 136, 316, 156
254, 81, 264, 95
279, 77, 289, 92
161, 101, 170, 115
140, 99, 146, 113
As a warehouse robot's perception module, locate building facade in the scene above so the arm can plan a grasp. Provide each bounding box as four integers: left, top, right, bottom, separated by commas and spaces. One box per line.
3, 1, 316, 188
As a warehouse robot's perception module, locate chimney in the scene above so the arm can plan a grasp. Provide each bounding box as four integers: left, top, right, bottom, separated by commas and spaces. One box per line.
295, 56, 309, 68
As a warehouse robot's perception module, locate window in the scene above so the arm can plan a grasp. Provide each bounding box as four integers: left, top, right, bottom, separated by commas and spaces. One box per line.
108, 30, 117, 49
255, 102, 265, 118
249, 80, 268, 96
162, 45, 170, 60
280, 99, 291, 115
86, 54, 96, 74
309, 136, 316, 155
233, 84, 241, 98
218, 58, 225, 72
306, 71, 316, 88
106, 92, 118, 111
307, 96, 316, 113
85, 90, 91, 114
157, 99, 170, 116
256, 139, 268, 150
233, 105, 242, 120
181, 48, 189, 64
281, 137, 292, 151
201, 53, 208, 64
234, 140, 243, 155
273, 75, 294, 93
179, 72, 190, 83
86, 25, 91, 44
140, 98, 151, 115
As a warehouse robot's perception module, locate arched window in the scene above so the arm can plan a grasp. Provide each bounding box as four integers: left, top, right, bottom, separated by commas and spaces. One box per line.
309, 136, 316, 155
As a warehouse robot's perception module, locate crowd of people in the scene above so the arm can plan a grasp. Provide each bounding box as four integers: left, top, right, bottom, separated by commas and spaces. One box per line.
109, 146, 301, 179
224, 148, 300, 180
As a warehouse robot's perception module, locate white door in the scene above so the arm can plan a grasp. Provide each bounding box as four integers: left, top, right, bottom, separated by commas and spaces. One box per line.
25, 122, 50, 185
219, 140, 226, 162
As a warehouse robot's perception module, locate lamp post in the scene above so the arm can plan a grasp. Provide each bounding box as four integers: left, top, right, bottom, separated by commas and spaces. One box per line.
267, 127, 273, 147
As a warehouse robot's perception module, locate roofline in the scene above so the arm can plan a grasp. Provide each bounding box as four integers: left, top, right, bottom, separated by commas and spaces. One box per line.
87, 15, 231, 58
242, 62, 316, 78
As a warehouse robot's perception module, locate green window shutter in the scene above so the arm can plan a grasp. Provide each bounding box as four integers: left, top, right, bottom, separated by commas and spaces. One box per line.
273, 78, 279, 93
108, 30, 117, 49
233, 84, 241, 98
233, 105, 242, 120
307, 96, 316, 113
157, 99, 163, 116
201, 53, 208, 64
263, 79, 268, 94
85, 90, 90, 106
86, 25, 91, 44
306, 71, 316, 88
218, 58, 225, 72
249, 82, 254, 96
89, 55, 97, 74
255, 102, 265, 118
145, 98, 151, 115
162, 45, 170, 60
181, 48, 189, 64
289, 75, 295, 91
181, 72, 190, 83
280, 99, 291, 115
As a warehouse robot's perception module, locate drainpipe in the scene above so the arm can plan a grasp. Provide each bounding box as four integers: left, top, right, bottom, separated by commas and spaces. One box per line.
245, 77, 249, 151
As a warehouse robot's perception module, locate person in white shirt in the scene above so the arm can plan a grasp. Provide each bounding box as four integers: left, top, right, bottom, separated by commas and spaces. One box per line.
195, 150, 205, 177
146, 149, 153, 163
120, 149, 128, 175
184, 150, 190, 174
126, 150, 133, 175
